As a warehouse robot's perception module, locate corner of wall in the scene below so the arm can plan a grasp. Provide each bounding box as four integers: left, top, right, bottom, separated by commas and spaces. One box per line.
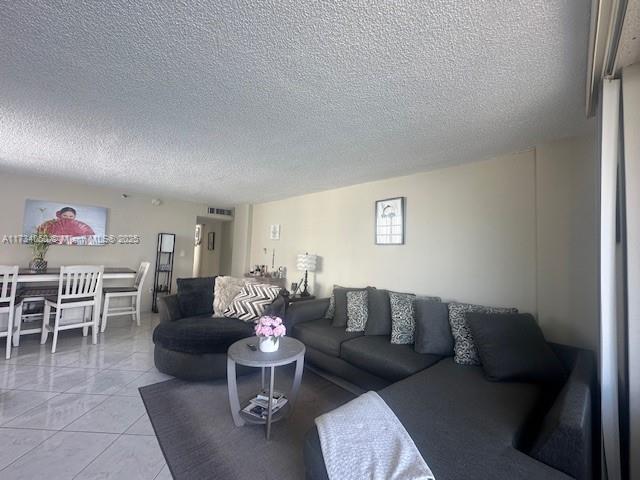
230, 203, 253, 277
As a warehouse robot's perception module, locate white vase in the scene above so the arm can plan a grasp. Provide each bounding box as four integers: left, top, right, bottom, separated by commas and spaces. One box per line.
259, 336, 280, 352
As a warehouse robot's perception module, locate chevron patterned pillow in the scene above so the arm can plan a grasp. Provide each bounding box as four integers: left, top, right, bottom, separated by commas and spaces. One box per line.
224, 283, 282, 322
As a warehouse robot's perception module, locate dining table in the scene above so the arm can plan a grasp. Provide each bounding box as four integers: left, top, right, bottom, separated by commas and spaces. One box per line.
13, 266, 137, 344
17, 266, 137, 283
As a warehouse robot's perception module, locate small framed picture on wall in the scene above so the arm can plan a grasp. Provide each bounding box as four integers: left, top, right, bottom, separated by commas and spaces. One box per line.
375, 197, 405, 245
208, 231, 215, 250
270, 224, 281, 240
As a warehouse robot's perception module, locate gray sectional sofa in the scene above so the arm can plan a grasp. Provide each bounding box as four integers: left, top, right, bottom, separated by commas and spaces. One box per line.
286, 298, 597, 480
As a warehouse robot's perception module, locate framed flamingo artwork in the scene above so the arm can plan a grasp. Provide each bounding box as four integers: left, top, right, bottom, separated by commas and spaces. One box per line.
375, 197, 405, 245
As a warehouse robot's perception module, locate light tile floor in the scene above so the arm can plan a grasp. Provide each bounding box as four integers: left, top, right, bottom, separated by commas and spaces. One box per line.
0, 313, 173, 479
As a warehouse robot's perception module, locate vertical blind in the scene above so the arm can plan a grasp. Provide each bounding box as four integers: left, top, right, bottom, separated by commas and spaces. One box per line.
600, 78, 622, 480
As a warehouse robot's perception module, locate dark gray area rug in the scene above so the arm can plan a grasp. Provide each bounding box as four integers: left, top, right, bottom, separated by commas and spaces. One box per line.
140, 366, 355, 480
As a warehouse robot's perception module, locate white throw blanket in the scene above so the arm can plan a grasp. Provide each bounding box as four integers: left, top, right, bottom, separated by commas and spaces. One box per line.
315, 391, 435, 480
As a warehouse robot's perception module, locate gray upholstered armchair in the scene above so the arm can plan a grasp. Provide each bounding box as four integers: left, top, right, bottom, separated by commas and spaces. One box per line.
152, 283, 287, 381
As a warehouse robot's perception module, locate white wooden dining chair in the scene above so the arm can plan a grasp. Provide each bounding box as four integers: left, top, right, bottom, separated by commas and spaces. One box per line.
100, 261, 150, 332
0, 265, 20, 359
41, 265, 104, 353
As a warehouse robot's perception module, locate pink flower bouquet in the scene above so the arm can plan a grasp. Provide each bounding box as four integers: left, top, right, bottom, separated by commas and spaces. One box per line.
255, 315, 286, 338
255, 316, 286, 352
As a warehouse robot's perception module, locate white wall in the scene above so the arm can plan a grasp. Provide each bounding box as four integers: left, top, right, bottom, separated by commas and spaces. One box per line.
0, 134, 599, 351
0, 171, 207, 311
248, 135, 599, 351
219, 221, 233, 276
536, 136, 599, 350
251, 150, 538, 313
230, 204, 252, 277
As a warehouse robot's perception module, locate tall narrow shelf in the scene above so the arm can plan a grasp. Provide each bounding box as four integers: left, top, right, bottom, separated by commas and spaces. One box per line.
152, 233, 176, 313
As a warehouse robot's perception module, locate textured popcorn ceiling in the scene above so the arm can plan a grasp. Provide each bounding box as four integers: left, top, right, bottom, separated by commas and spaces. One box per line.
616, 0, 640, 71
0, 1, 592, 205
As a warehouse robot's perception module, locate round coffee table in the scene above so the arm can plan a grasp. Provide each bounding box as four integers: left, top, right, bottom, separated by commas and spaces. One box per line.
227, 336, 305, 440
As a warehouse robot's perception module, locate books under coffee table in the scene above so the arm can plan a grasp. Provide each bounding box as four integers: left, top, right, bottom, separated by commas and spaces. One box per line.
242, 390, 289, 420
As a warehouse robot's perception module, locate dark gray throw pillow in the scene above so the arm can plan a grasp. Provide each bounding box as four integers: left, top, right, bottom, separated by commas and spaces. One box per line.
364, 288, 391, 335
414, 301, 453, 356
263, 294, 286, 319
332, 286, 368, 327
466, 312, 566, 383
448, 302, 518, 365
177, 277, 215, 317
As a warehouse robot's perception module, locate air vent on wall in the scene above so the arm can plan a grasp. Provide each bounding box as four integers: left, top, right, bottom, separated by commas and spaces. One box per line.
208, 207, 233, 217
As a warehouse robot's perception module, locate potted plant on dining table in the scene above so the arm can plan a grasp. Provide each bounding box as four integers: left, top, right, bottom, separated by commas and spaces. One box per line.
254, 315, 286, 352
27, 228, 55, 272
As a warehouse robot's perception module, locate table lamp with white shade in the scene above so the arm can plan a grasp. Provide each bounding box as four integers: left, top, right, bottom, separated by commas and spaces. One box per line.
296, 253, 317, 297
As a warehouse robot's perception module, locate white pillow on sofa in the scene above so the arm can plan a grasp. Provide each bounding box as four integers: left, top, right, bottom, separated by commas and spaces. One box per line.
213, 276, 254, 317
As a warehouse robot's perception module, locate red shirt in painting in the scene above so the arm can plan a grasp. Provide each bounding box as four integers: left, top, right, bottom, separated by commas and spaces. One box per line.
38, 210, 95, 243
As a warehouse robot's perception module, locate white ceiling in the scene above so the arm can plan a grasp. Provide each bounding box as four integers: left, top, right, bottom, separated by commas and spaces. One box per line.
616, 0, 640, 71
0, 1, 592, 206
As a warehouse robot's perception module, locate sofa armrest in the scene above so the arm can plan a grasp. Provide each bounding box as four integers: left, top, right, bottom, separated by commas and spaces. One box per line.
530, 348, 596, 480
285, 298, 329, 331
158, 295, 183, 323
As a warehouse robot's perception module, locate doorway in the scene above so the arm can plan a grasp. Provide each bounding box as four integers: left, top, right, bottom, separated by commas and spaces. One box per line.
192, 216, 233, 277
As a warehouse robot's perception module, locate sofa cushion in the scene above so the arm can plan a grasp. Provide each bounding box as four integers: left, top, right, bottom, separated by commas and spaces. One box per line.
224, 282, 281, 321
292, 318, 363, 357
346, 290, 368, 332
467, 312, 566, 383
263, 294, 287, 320
332, 286, 367, 327
177, 277, 215, 317
375, 358, 560, 480
213, 276, 252, 317
340, 336, 442, 382
364, 288, 391, 335
448, 302, 517, 366
389, 291, 415, 344
414, 301, 454, 356
152, 316, 254, 355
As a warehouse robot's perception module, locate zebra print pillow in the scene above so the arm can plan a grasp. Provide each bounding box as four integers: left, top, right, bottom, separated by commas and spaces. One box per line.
390, 292, 416, 344
224, 283, 282, 322
346, 290, 368, 332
